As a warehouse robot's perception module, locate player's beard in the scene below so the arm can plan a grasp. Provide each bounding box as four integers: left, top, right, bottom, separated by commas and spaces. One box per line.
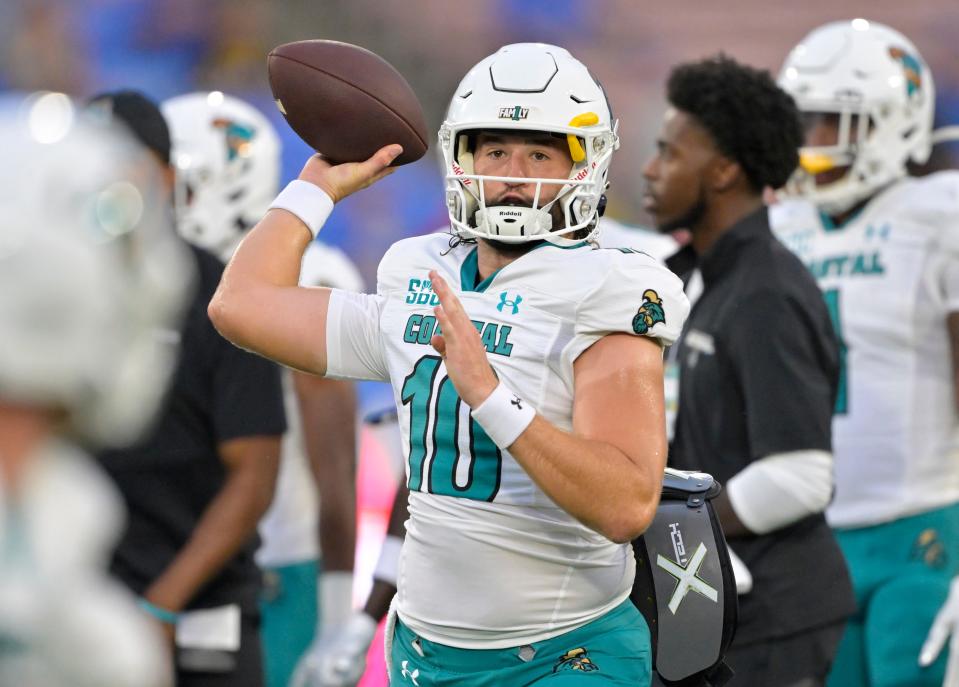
656, 183, 708, 235
475, 197, 568, 255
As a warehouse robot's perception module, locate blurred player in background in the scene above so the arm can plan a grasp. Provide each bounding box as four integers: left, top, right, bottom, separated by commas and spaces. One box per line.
0, 93, 193, 686
92, 90, 286, 687
773, 19, 959, 687
161, 90, 378, 687
647, 56, 855, 686
292, 408, 410, 687
263, 240, 363, 687
210, 42, 689, 686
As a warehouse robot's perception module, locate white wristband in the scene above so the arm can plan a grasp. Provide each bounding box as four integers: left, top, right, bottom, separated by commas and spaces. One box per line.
372, 534, 403, 587
470, 382, 535, 449
268, 180, 334, 239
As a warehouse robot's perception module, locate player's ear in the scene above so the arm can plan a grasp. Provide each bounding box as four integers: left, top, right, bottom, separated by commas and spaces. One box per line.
708, 155, 741, 194
161, 164, 177, 195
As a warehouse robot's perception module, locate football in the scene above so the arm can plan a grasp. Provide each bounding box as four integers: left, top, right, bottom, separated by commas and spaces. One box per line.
267, 40, 429, 166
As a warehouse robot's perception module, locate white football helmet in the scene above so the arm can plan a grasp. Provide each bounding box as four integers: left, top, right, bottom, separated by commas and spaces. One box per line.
162, 91, 280, 261
440, 43, 619, 245
0, 92, 193, 446
778, 19, 935, 215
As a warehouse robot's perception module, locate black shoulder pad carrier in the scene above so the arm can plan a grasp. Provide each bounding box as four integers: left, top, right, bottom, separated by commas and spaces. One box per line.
631, 468, 737, 687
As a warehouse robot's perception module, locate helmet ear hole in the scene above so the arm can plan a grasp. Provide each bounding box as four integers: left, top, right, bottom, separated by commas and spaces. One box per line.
456, 134, 474, 175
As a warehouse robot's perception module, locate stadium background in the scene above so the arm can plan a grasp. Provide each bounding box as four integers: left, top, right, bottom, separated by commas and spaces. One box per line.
3, 1, 957, 684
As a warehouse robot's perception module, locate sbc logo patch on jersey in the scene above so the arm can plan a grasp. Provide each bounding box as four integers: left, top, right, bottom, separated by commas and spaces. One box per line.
632, 289, 666, 335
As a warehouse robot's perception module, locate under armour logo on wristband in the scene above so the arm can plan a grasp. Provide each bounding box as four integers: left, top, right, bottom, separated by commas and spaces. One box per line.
473, 383, 535, 448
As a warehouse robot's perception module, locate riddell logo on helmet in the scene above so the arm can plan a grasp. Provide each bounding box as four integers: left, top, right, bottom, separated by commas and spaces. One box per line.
451, 161, 472, 185
498, 106, 529, 121
573, 162, 597, 181
502, 210, 523, 217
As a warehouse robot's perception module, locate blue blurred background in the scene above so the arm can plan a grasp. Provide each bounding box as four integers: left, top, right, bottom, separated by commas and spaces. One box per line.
4, 0, 958, 411
4, 0, 958, 279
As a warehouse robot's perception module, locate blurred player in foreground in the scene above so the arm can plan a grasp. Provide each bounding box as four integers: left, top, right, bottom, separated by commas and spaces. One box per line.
773, 19, 959, 687
210, 42, 689, 686
0, 93, 192, 686
292, 408, 410, 687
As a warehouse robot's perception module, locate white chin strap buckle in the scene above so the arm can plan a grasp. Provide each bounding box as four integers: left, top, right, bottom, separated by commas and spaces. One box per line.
475, 206, 552, 239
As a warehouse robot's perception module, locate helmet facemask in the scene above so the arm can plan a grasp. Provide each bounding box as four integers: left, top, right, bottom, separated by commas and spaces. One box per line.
784, 104, 877, 215
443, 122, 616, 246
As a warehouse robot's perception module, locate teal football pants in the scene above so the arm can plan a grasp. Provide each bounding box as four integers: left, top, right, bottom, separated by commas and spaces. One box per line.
827, 503, 959, 687
390, 599, 652, 686
259, 559, 319, 687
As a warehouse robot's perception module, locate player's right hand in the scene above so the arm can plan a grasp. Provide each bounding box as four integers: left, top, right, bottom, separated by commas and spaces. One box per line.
289, 612, 378, 687
428, 270, 499, 408
297, 145, 402, 204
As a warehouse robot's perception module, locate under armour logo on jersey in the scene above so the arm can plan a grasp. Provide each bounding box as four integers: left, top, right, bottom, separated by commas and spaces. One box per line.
497, 291, 522, 314
865, 223, 891, 241
401, 660, 420, 685
511, 396, 523, 410
656, 542, 719, 614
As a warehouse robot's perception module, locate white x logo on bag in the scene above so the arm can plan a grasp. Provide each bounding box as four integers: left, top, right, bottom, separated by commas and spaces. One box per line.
657, 542, 719, 614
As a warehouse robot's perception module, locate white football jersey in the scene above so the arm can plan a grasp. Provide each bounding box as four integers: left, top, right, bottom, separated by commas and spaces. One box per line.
325, 233, 688, 648
595, 219, 689, 439
770, 172, 959, 528
256, 242, 364, 568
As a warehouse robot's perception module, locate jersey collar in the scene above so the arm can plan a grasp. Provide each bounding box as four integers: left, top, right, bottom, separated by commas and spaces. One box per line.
458, 240, 590, 293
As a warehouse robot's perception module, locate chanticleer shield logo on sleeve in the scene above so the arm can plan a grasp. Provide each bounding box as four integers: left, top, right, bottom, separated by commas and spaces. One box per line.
633, 289, 666, 335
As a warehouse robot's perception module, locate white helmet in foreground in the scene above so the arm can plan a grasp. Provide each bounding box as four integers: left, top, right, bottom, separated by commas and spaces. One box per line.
441, 43, 619, 245
0, 92, 193, 446
778, 19, 935, 215
163, 91, 280, 261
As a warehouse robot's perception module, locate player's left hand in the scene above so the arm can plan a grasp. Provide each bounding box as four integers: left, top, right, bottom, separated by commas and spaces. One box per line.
428, 270, 498, 408
920, 575, 959, 686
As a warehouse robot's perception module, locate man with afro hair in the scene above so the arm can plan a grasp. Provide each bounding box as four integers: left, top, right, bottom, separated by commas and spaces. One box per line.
645, 55, 855, 686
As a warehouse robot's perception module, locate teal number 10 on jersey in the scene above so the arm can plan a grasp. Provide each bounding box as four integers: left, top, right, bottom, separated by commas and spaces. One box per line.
401, 355, 503, 501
